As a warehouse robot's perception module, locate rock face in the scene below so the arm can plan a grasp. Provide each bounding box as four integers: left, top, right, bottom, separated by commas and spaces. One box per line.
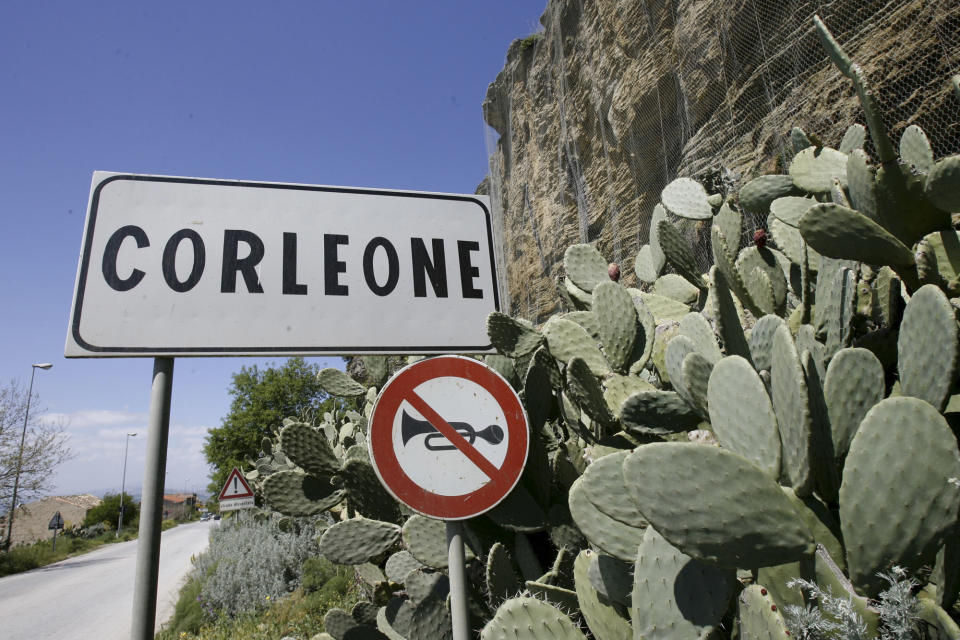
483, 0, 960, 321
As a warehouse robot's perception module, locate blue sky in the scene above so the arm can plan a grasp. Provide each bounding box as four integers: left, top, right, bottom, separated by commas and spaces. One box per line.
0, 1, 545, 497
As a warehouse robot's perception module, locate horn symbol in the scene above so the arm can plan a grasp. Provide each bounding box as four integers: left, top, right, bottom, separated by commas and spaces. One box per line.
401, 411, 504, 450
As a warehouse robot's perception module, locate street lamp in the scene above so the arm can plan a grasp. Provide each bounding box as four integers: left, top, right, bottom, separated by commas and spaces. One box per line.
3, 362, 52, 551
117, 433, 137, 537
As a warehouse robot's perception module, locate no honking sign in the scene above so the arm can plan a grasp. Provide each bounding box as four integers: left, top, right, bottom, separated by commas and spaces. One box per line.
368, 356, 529, 520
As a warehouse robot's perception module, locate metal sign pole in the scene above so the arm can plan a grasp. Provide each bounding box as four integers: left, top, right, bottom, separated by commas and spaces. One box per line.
131, 357, 174, 640
446, 521, 470, 640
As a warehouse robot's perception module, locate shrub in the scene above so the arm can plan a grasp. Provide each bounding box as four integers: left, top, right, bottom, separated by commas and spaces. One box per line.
193, 514, 319, 617
82, 492, 138, 529
300, 556, 338, 594
160, 575, 206, 637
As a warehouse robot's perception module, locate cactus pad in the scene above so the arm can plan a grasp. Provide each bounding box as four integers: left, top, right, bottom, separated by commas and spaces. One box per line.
581, 450, 648, 529
799, 203, 915, 267
564, 244, 610, 293
631, 526, 736, 640
620, 390, 702, 435
926, 155, 960, 213
592, 281, 638, 371
740, 174, 799, 215
566, 357, 617, 429
653, 273, 700, 305
681, 351, 712, 417
898, 284, 958, 411
840, 397, 960, 597
839, 123, 866, 154
658, 219, 706, 288
486, 312, 543, 358
900, 124, 934, 172
708, 355, 781, 478
319, 518, 401, 565
385, 550, 424, 583
485, 542, 520, 606
679, 312, 722, 364
712, 267, 752, 362
737, 246, 788, 315
603, 374, 655, 417
402, 514, 473, 569
318, 368, 367, 397
748, 315, 784, 372
573, 550, 632, 640
634, 244, 663, 284
480, 596, 586, 640
823, 347, 884, 459
770, 195, 817, 228
771, 323, 814, 495
280, 422, 341, 476
569, 476, 646, 562
543, 316, 611, 376
738, 584, 790, 640
789, 146, 848, 194
263, 470, 345, 516
624, 443, 815, 567
649, 204, 669, 269
661, 177, 713, 220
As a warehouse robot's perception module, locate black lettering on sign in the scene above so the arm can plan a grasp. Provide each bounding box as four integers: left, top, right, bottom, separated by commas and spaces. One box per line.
282, 232, 307, 295
457, 240, 483, 299
102, 225, 149, 291
363, 237, 399, 297
162, 229, 205, 292
324, 234, 349, 296
411, 238, 447, 298
221, 230, 265, 293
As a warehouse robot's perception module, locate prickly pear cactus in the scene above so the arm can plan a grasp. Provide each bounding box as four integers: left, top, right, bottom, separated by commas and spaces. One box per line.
242, 15, 960, 640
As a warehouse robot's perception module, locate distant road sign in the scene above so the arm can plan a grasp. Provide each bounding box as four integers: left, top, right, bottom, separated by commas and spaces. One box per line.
66, 172, 500, 357
368, 356, 529, 520
48, 512, 64, 530
218, 468, 255, 512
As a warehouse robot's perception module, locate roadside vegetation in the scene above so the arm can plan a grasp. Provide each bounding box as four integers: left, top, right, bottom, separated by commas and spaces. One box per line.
157, 512, 359, 640
0, 518, 150, 577
0, 492, 193, 577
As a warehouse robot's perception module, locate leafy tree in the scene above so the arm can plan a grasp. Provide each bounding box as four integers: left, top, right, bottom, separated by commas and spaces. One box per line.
203, 358, 341, 496
83, 491, 138, 528
0, 379, 71, 509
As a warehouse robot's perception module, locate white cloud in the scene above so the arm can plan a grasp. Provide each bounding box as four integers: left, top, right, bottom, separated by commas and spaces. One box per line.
41, 409, 147, 430
48, 412, 215, 497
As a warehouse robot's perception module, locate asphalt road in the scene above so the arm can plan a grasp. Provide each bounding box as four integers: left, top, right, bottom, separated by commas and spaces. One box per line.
0, 519, 216, 640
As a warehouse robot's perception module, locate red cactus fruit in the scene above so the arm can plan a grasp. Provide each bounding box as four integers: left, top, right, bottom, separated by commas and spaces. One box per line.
608, 262, 621, 282
760, 588, 768, 596
753, 229, 768, 248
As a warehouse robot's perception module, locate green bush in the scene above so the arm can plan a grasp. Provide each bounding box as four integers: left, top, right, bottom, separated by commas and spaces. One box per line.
82, 492, 138, 529
159, 576, 206, 637
299, 556, 339, 594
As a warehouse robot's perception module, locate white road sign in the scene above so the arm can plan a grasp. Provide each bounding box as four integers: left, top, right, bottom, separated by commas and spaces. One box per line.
66, 172, 501, 357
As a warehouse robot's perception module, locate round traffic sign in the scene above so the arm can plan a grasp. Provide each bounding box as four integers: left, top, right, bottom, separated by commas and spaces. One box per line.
368, 355, 529, 520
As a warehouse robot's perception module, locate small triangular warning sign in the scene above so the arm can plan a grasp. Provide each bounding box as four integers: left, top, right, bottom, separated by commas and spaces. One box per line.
219, 468, 254, 500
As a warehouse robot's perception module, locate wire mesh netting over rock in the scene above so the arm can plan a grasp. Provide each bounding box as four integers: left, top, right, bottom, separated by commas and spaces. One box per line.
482, 0, 960, 322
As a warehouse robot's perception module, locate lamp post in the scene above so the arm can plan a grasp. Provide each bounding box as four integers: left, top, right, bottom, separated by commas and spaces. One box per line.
3, 362, 52, 551
118, 433, 137, 537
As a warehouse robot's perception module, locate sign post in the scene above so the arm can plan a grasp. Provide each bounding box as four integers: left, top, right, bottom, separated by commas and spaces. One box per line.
48, 511, 64, 552
66, 172, 503, 640
368, 356, 529, 640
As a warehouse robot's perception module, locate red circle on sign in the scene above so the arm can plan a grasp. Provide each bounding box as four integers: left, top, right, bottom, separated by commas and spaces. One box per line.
368, 355, 529, 520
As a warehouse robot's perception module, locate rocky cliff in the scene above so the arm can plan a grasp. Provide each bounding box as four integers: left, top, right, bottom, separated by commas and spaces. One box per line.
483, 0, 960, 321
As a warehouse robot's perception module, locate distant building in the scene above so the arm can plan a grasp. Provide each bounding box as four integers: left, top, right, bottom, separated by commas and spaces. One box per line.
0, 494, 101, 547
162, 493, 197, 520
